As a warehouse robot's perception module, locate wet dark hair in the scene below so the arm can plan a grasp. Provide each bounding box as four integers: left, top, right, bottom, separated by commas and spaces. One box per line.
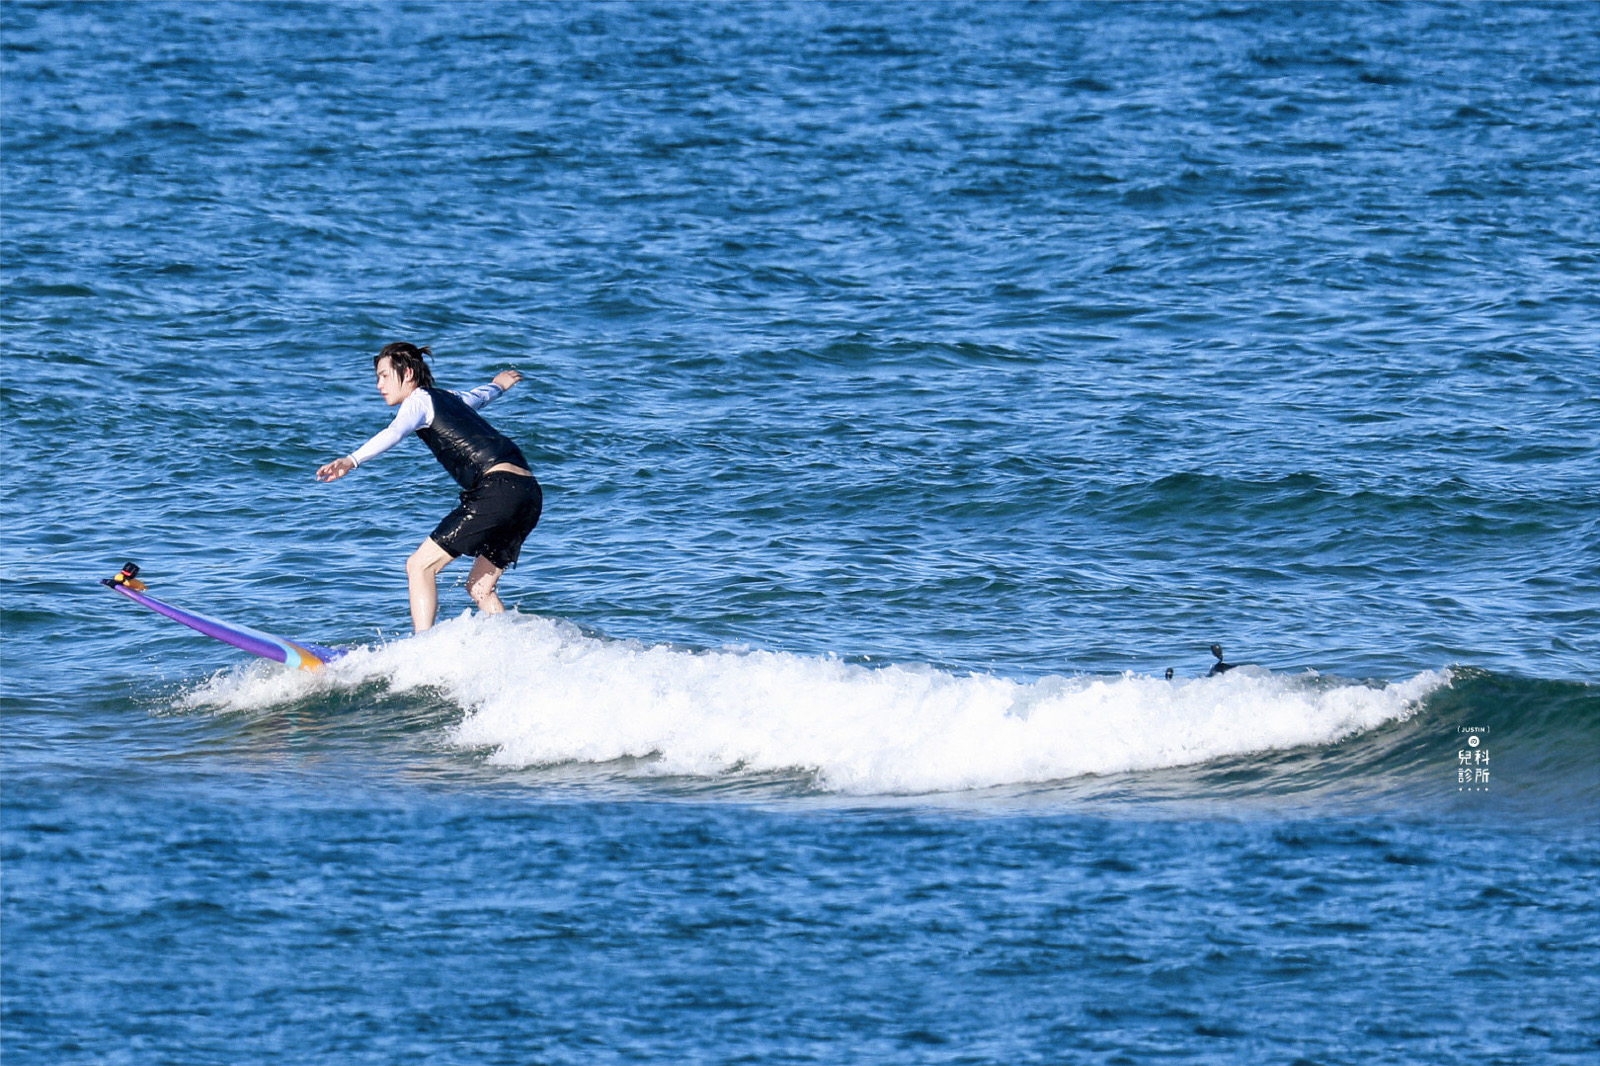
376, 342, 434, 389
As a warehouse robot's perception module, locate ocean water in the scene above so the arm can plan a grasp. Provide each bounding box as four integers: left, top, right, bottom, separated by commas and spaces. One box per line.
3, 1, 1598, 1063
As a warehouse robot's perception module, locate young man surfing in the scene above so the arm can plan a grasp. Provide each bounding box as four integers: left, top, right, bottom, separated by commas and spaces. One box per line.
316, 342, 542, 633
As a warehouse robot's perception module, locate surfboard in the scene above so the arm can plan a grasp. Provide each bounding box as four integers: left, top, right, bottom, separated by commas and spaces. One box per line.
101, 563, 345, 671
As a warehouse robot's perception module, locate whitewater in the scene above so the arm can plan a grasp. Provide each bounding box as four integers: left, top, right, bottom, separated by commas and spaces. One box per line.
180, 612, 1449, 795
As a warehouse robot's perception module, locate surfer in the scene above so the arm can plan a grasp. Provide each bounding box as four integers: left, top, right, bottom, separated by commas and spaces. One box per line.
316, 342, 542, 633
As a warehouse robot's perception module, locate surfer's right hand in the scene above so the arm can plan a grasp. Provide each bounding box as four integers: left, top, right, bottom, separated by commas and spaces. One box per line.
316, 457, 356, 482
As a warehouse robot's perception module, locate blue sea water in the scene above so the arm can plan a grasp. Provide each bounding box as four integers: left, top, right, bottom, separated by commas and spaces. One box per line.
3, 1, 1598, 1062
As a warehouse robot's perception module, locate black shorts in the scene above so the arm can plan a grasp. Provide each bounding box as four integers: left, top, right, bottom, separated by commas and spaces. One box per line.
430, 472, 543, 571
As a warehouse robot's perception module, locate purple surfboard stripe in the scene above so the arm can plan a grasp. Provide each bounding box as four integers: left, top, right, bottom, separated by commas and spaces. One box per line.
114, 585, 335, 666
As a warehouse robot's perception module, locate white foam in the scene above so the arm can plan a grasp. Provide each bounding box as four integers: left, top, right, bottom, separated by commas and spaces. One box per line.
179, 611, 1449, 794
175, 655, 340, 713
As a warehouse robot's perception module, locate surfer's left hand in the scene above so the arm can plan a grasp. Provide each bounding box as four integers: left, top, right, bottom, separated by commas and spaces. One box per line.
317, 457, 355, 482
493, 369, 523, 391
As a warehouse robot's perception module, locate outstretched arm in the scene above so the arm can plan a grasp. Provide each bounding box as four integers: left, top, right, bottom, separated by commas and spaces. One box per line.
459, 369, 524, 411
316, 391, 431, 482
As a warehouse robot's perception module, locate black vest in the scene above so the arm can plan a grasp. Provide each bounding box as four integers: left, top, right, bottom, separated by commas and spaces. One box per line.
415, 387, 529, 490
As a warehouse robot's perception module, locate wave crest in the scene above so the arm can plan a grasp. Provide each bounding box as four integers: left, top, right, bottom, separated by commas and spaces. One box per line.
235, 613, 1446, 794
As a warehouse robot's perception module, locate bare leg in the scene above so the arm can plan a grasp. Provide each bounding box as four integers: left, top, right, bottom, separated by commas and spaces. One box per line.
405, 538, 456, 633
465, 555, 506, 615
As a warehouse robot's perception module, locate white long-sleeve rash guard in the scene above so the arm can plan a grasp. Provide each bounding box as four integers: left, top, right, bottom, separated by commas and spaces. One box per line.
347, 382, 505, 468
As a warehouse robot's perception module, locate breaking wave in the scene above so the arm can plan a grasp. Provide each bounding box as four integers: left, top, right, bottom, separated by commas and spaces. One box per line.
179, 612, 1463, 796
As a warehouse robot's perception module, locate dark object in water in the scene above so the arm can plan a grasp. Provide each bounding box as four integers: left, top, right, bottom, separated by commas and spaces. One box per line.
1208, 644, 1237, 676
